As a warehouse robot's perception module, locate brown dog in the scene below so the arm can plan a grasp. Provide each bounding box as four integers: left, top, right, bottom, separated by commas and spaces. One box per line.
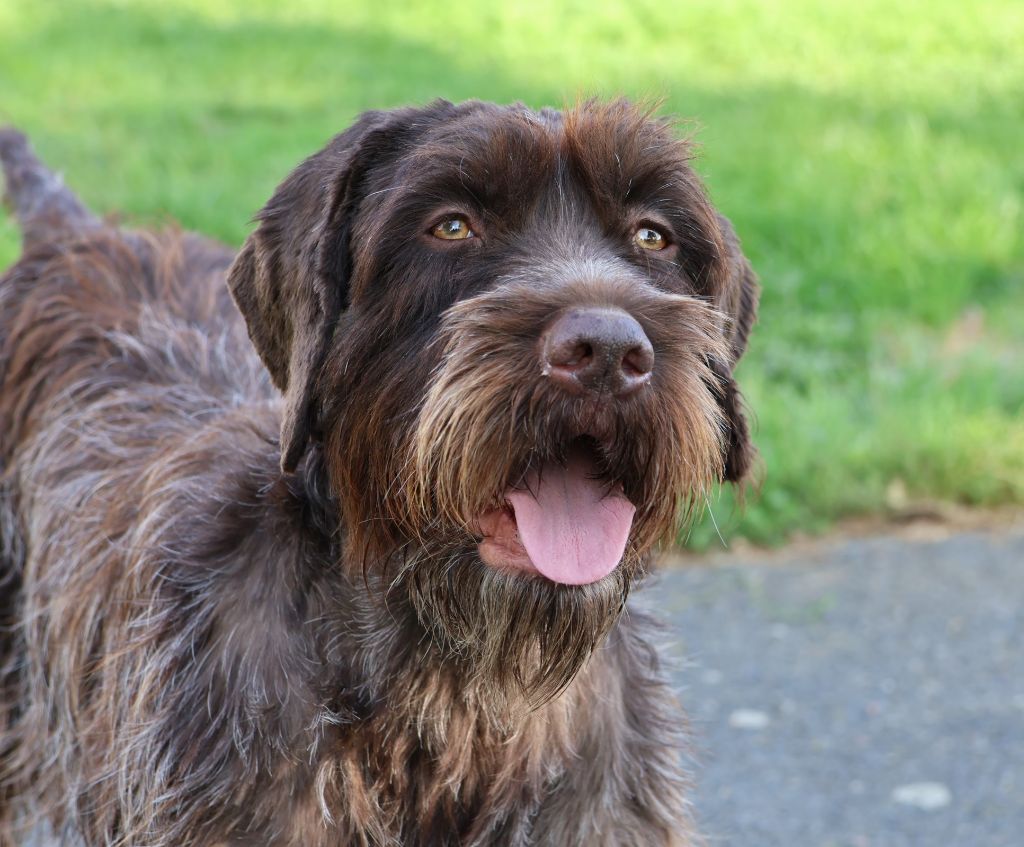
0, 100, 758, 846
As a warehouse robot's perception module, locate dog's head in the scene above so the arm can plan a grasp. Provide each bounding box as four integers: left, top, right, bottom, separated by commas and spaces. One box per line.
229, 99, 758, 701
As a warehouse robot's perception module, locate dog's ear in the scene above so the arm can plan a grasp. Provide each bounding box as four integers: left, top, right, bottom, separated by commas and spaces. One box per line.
713, 213, 760, 483
228, 110, 414, 472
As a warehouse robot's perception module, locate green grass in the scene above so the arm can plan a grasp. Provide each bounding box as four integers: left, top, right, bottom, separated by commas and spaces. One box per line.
2, 0, 1022, 547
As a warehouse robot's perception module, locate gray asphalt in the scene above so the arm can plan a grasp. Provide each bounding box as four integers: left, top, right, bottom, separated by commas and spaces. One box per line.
650, 528, 1024, 847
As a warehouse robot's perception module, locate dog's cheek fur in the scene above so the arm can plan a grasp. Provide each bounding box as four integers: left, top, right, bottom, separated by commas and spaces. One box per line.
227, 102, 462, 474
319, 313, 444, 567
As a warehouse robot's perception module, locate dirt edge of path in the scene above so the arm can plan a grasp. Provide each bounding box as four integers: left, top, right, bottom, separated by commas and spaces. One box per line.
669, 503, 1024, 567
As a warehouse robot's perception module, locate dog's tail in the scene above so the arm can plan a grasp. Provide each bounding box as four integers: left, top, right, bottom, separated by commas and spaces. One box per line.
0, 127, 100, 248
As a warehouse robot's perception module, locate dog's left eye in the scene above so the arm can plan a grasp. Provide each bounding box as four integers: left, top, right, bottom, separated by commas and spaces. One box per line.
634, 226, 668, 251
432, 216, 475, 240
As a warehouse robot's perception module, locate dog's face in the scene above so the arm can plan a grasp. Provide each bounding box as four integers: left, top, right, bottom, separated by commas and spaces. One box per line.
229, 99, 758, 701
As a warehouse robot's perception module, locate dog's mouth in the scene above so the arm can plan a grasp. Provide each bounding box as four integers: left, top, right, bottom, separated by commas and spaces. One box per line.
476, 440, 636, 585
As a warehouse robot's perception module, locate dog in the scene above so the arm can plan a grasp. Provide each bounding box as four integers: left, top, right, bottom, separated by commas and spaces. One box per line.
0, 99, 758, 846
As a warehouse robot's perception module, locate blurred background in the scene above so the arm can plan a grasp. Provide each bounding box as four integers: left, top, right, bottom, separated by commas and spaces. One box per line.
2, 2, 1022, 844
1, 0, 1020, 548
4, 0, 1019, 548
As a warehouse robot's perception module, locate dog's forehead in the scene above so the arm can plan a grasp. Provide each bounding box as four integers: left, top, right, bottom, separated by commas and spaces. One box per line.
417, 100, 683, 157
379, 101, 696, 214
560, 102, 704, 222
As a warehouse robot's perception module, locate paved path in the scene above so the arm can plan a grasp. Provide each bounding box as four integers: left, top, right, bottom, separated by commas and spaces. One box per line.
652, 528, 1024, 847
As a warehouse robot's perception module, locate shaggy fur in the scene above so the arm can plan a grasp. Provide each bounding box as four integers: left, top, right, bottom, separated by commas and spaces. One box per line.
0, 99, 758, 846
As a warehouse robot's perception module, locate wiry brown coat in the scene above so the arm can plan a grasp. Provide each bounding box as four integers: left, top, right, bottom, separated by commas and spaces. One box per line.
0, 100, 758, 846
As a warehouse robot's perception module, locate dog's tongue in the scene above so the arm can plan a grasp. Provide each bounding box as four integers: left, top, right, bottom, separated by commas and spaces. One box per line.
506, 451, 635, 585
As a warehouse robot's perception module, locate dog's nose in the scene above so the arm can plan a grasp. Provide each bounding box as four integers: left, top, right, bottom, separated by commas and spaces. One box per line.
542, 307, 654, 397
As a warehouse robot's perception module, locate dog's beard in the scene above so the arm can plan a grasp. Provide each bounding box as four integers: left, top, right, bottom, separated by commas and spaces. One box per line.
329, 277, 731, 704
393, 535, 641, 709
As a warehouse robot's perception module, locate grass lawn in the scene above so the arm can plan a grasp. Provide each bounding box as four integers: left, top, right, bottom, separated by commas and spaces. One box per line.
1, 0, 1021, 547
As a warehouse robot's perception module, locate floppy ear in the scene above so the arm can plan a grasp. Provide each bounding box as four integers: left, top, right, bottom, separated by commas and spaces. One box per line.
227, 111, 406, 472
713, 213, 760, 483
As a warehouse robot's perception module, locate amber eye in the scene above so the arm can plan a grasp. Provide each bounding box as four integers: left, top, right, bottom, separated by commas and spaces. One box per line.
634, 226, 668, 251
431, 216, 474, 240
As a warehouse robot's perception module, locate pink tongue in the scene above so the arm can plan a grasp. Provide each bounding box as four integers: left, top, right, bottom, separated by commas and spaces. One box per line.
506, 451, 635, 585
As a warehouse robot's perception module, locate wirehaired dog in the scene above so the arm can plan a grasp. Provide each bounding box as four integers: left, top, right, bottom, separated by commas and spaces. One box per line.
0, 99, 758, 846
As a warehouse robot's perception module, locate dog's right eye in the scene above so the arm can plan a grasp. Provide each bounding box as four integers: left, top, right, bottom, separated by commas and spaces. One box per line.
431, 216, 475, 240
